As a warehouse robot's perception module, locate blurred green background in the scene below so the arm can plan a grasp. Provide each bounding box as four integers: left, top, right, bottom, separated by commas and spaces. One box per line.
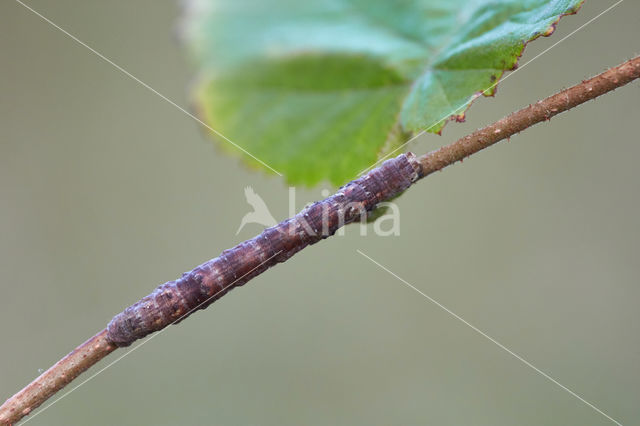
1, 1, 639, 425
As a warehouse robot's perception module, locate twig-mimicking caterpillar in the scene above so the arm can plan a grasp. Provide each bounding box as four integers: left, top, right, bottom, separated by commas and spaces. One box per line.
107, 153, 423, 346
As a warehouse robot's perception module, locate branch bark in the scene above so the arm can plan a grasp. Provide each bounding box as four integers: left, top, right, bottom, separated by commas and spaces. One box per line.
2, 55, 639, 425
417, 56, 640, 177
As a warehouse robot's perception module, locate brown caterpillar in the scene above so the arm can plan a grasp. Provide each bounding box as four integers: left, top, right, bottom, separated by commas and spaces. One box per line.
107, 153, 423, 346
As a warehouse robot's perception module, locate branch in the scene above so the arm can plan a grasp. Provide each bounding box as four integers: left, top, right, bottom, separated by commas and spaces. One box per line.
417, 56, 640, 176
0, 330, 115, 424
2, 55, 639, 425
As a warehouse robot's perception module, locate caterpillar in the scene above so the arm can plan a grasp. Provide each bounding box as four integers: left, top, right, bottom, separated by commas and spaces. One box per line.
107, 153, 423, 346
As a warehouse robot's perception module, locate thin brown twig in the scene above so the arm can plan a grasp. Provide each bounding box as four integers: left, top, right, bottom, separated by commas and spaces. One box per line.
416, 56, 640, 176
0, 330, 115, 425
1, 55, 639, 425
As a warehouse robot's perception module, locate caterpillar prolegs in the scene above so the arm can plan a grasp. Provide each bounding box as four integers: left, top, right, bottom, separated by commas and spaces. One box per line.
107, 153, 423, 346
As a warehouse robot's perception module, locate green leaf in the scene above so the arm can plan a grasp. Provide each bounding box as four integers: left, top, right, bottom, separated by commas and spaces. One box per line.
182, 0, 583, 185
